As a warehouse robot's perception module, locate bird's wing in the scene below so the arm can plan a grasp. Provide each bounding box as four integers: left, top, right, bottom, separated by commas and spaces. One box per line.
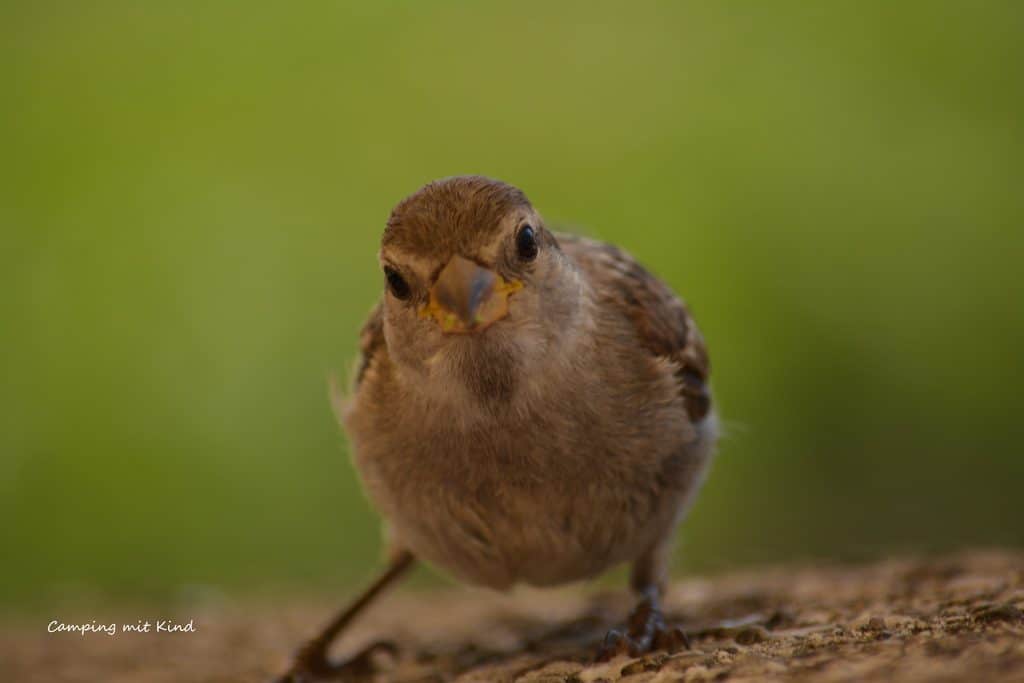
557, 233, 711, 422
354, 299, 386, 390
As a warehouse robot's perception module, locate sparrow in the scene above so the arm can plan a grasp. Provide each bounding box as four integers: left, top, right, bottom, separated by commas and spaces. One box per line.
276, 175, 716, 682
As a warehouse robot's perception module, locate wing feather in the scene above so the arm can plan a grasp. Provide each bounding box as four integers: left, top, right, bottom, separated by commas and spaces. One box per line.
354, 300, 386, 390
558, 233, 711, 422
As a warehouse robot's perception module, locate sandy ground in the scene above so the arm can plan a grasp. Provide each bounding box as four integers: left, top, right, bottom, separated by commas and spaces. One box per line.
3, 550, 1023, 682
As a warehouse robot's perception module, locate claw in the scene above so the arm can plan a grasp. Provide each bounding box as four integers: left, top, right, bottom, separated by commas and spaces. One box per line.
597, 629, 632, 661
653, 625, 690, 651
595, 595, 690, 662
274, 639, 397, 683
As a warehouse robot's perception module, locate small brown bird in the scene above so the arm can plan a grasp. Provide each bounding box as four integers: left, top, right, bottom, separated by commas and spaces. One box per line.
277, 176, 716, 681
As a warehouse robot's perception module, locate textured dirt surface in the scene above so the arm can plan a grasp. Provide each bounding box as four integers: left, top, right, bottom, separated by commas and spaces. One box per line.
3, 550, 1023, 682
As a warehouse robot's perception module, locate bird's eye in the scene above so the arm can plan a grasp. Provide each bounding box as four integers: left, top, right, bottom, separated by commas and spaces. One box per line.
516, 224, 538, 262
384, 266, 411, 300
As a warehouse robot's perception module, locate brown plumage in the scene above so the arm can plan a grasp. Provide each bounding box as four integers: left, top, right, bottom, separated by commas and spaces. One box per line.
276, 176, 717, 682
383, 176, 532, 261
555, 234, 711, 423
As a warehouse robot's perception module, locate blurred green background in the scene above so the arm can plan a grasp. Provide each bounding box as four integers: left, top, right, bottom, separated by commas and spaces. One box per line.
2, 1, 1022, 611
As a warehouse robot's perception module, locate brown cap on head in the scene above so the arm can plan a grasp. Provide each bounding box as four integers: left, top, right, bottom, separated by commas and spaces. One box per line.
382, 176, 532, 261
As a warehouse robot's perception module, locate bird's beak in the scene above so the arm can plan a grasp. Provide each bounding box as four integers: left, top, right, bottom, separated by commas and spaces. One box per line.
420, 255, 522, 334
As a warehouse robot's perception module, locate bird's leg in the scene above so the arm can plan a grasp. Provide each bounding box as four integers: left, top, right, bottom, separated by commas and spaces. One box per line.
274, 550, 415, 683
597, 540, 689, 661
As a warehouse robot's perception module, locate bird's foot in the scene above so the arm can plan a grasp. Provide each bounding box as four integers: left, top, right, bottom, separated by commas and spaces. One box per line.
596, 593, 690, 661
273, 639, 396, 683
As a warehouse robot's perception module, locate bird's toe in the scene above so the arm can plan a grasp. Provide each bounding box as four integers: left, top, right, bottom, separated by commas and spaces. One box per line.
273, 639, 397, 683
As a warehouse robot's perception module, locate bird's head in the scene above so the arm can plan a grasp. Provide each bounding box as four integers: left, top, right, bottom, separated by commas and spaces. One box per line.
376, 176, 583, 400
